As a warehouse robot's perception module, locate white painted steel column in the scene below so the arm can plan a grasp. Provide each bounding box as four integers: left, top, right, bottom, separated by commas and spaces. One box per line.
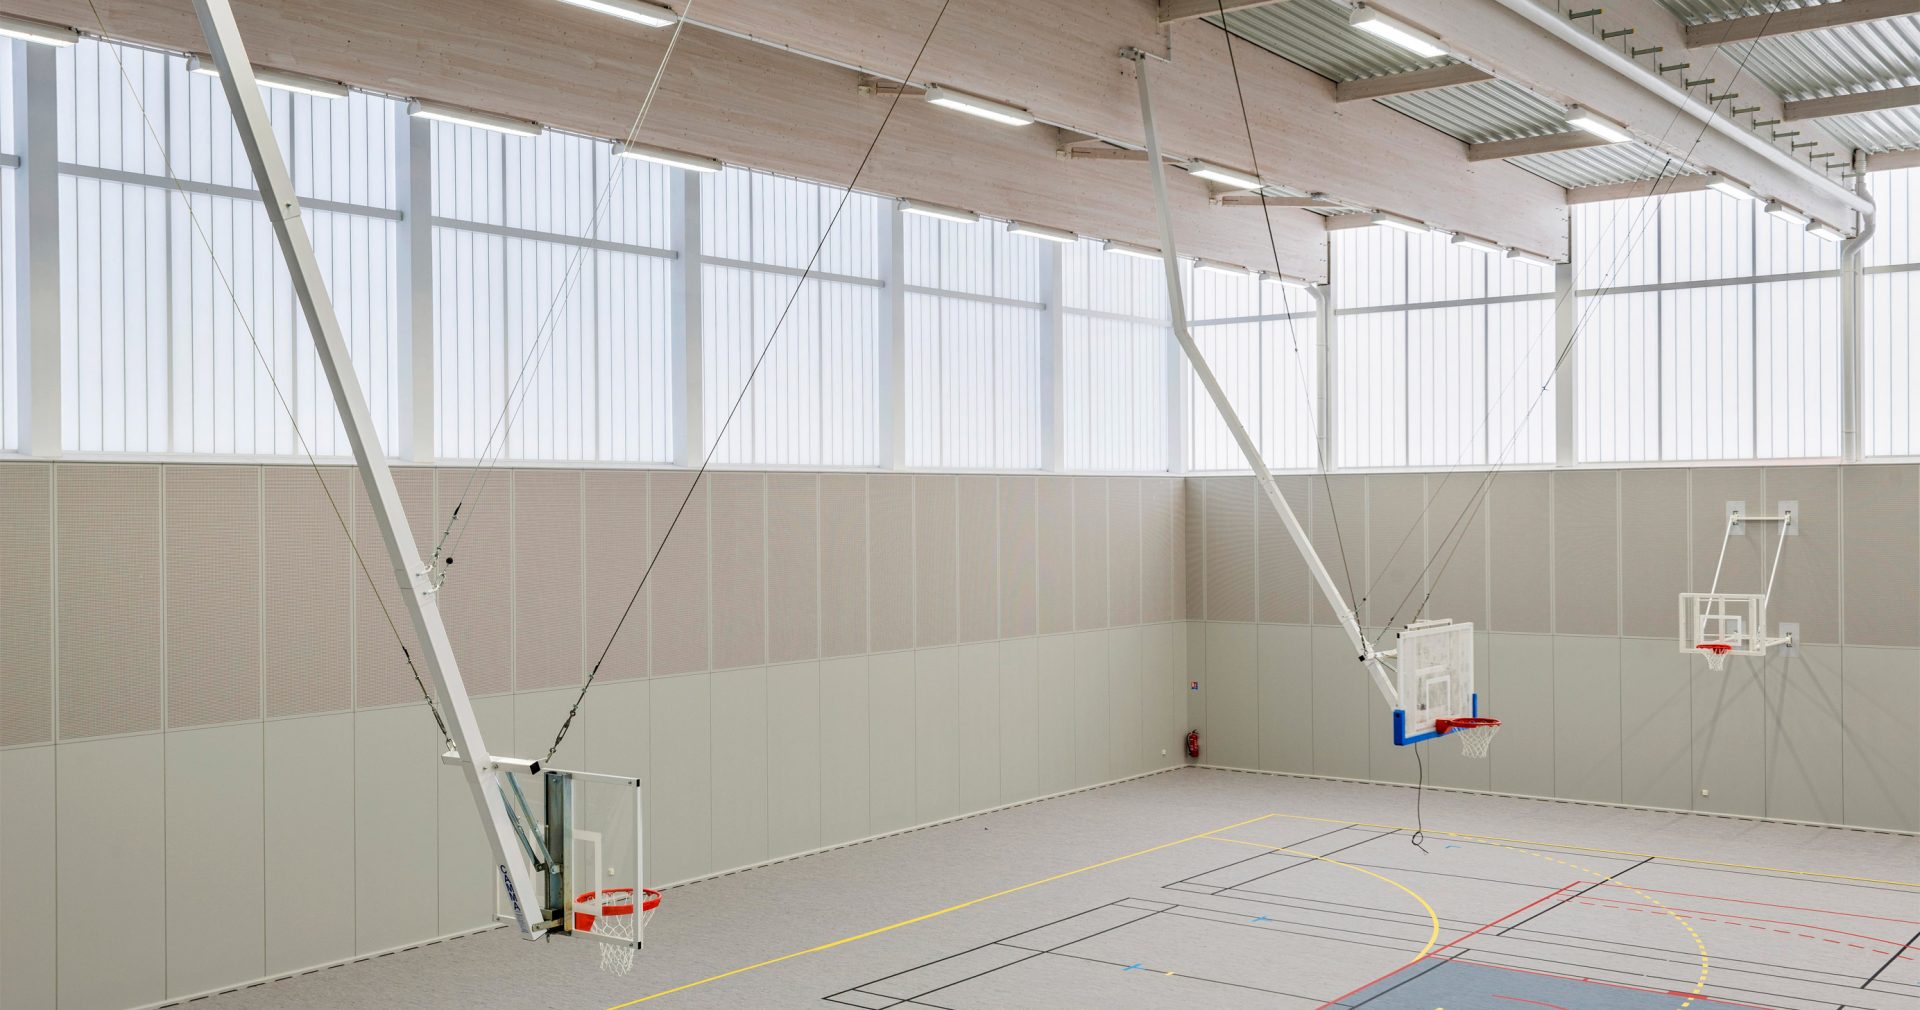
190, 0, 545, 938
1127, 50, 1397, 708
880, 199, 906, 469
397, 115, 434, 462
16, 45, 59, 457
672, 168, 703, 465
1311, 283, 1333, 472
1839, 154, 1875, 463
1041, 237, 1065, 471
1553, 261, 1577, 466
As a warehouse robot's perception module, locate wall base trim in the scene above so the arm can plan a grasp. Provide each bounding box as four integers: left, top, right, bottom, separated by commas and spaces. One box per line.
144, 923, 507, 1010
1188, 763, 1919, 838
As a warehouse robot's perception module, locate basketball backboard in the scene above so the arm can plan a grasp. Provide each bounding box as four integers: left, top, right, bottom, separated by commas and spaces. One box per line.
487, 765, 651, 971
1391, 618, 1476, 745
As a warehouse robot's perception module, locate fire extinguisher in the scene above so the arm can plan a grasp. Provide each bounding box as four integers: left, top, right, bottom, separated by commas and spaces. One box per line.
1186, 730, 1201, 760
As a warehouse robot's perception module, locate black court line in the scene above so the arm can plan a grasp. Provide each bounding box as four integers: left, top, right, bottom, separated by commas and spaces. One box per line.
1496, 855, 1654, 936
1226, 829, 1403, 893
1027, 947, 1327, 1002
1166, 823, 1358, 889
1863, 926, 1920, 988
823, 899, 1135, 1003
1337, 951, 1458, 1010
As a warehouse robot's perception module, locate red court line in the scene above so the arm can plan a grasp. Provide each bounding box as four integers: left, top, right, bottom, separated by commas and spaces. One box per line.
1593, 882, 1920, 927
1570, 896, 1916, 953
1310, 881, 1583, 1010
1456, 958, 1776, 1010
1494, 996, 1570, 1010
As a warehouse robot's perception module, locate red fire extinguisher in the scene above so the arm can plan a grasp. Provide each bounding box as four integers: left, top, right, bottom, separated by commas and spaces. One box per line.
1186, 730, 1201, 760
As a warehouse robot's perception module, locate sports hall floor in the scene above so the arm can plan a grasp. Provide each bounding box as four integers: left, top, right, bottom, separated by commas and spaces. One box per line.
185, 768, 1919, 1010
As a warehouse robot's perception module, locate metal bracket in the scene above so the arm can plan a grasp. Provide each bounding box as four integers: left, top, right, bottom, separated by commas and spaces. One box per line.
1727, 500, 1746, 537
1776, 501, 1798, 536
1776, 622, 1800, 657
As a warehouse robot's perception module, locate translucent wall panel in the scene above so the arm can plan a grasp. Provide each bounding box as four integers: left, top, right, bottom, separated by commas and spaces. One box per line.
902, 214, 1046, 469
1572, 197, 1660, 292
1862, 167, 1916, 269
1406, 306, 1485, 466
1187, 268, 1318, 473
702, 166, 883, 279
1755, 278, 1839, 459
1661, 285, 1756, 461
431, 122, 673, 462
1335, 310, 1407, 468
1486, 298, 1556, 466
1061, 237, 1166, 318
0, 43, 15, 451
1863, 167, 1920, 456
1059, 239, 1169, 472
1575, 292, 1658, 463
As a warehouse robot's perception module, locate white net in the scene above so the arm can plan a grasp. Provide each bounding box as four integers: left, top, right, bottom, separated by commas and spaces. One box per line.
582, 888, 656, 976
1456, 722, 1500, 759
1696, 644, 1731, 671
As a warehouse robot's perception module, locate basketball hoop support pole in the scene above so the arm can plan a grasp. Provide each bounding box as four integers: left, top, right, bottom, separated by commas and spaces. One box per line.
188, 0, 546, 940
1125, 50, 1398, 711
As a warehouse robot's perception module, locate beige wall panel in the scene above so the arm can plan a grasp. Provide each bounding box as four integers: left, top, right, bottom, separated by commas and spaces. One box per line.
1618, 637, 1692, 810
1037, 476, 1075, 635
513, 469, 583, 691
1256, 476, 1311, 626
1762, 645, 1844, 824
165, 465, 262, 728
650, 472, 711, 676
1552, 470, 1619, 637
998, 476, 1037, 639
1488, 472, 1551, 634
869, 474, 915, 653
58, 464, 163, 739
1204, 477, 1256, 623
354, 467, 434, 708
1422, 473, 1487, 628
914, 475, 957, 648
1, 745, 56, 1008
1168, 478, 1188, 620
1842, 466, 1919, 648
264, 468, 352, 718
1840, 645, 1920, 831
434, 467, 511, 696
1365, 474, 1427, 635
1618, 469, 1689, 639
0, 464, 52, 746
1761, 467, 1839, 645
1108, 478, 1141, 628
166, 725, 266, 996
709, 472, 767, 671
1184, 479, 1206, 620
1140, 477, 1173, 624
709, 666, 769, 870
956, 476, 998, 644
582, 470, 650, 682
1074, 477, 1110, 630
1309, 476, 1366, 627
820, 474, 869, 658
819, 656, 871, 843
767, 473, 821, 663
57, 735, 166, 1009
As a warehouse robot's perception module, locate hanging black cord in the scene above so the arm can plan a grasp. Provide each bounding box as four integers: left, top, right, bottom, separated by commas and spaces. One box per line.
1411, 741, 1428, 852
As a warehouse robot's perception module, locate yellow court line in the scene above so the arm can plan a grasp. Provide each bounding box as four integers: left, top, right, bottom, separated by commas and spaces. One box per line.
1254, 810, 1920, 888
604, 812, 1278, 1008
1200, 835, 1442, 959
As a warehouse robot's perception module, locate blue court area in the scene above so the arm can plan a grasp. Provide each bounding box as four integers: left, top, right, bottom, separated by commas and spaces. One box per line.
1332, 957, 1765, 1010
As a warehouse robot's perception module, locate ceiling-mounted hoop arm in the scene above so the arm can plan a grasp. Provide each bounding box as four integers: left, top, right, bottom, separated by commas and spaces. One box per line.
1704, 507, 1796, 651
189, 0, 546, 939
1124, 48, 1400, 712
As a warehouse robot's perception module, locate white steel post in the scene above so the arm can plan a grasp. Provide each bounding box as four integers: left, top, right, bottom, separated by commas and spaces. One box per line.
396, 114, 434, 462
16, 44, 59, 457
672, 168, 703, 466
1126, 50, 1396, 708
1553, 260, 1577, 466
189, 0, 545, 938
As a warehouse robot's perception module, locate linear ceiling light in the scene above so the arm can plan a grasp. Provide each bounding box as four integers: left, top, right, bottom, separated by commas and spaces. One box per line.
1450, 233, 1504, 254
1806, 220, 1844, 242
0, 14, 78, 46
407, 99, 542, 137
1369, 212, 1430, 234
1506, 248, 1554, 267
1185, 160, 1263, 191
614, 141, 722, 173
1259, 271, 1312, 291
1195, 258, 1253, 276
1103, 239, 1162, 261
1007, 221, 1077, 244
1348, 5, 1448, 59
899, 199, 980, 224
923, 85, 1035, 126
187, 56, 350, 99
1564, 106, 1631, 145
1763, 200, 1810, 227
1703, 172, 1756, 202
554, 0, 677, 27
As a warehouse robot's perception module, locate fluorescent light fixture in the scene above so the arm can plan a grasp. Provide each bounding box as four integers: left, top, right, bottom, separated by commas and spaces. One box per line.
1506, 248, 1554, 267
1185, 160, 1263, 191
1259, 271, 1312, 291
186, 56, 349, 98
0, 14, 78, 46
614, 142, 721, 173
1702, 172, 1755, 202
1369, 212, 1429, 235
1450, 233, 1504, 254
1806, 220, 1844, 242
1103, 239, 1162, 261
922, 85, 1034, 127
1763, 200, 1810, 227
1007, 221, 1077, 244
408, 99, 542, 137
1349, 5, 1448, 59
1564, 106, 1631, 145
554, 0, 677, 27
898, 199, 980, 224
1194, 258, 1253, 277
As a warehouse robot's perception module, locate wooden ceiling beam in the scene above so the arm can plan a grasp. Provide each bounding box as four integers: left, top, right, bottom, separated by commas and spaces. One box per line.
1158, 0, 1289, 24
1468, 132, 1613, 161
1334, 63, 1496, 103
1684, 0, 1920, 49
1784, 84, 1920, 122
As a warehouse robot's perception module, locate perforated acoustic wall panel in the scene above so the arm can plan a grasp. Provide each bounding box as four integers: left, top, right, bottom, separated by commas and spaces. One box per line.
914, 476, 958, 649
1552, 470, 1619, 637
1488, 472, 1551, 635
649, 471, 710, 676
767, 473, 821, 664
1037, 477, 1075, 635
819, 474, 869, 659
1423, 474, 1487, 628
434, 469, 511, 696
0, 464, 52, 747
1256, 477, 1310, 625
513, 470, 583, 691
868, 475, 915, 654
1074, 478, 1109, 631
1618, 468, 1688, 639
1204, 477, 1256, 623
1140, 479, 1173, 625
1842, 466, 1920, 649
1366, 474, 1427, 635
353, 468, 432, 709
582, 469, 649, 682
998, 476, 1037, 639
709, 472, 767, 671
1108, 479, 1141, 629
956, 476, 999, 645
263, 467, 353, 718
57, 464, 163, 740
165, 466, 262, 729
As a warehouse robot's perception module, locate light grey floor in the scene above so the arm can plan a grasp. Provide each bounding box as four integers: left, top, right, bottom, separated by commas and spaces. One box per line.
185, 768, 1920, 1010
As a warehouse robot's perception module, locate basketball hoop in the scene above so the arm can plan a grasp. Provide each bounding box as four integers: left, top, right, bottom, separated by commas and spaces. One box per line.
574, 887, 661, 976
1436, 717, 1501, 759
1695, 642, 1733, 671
